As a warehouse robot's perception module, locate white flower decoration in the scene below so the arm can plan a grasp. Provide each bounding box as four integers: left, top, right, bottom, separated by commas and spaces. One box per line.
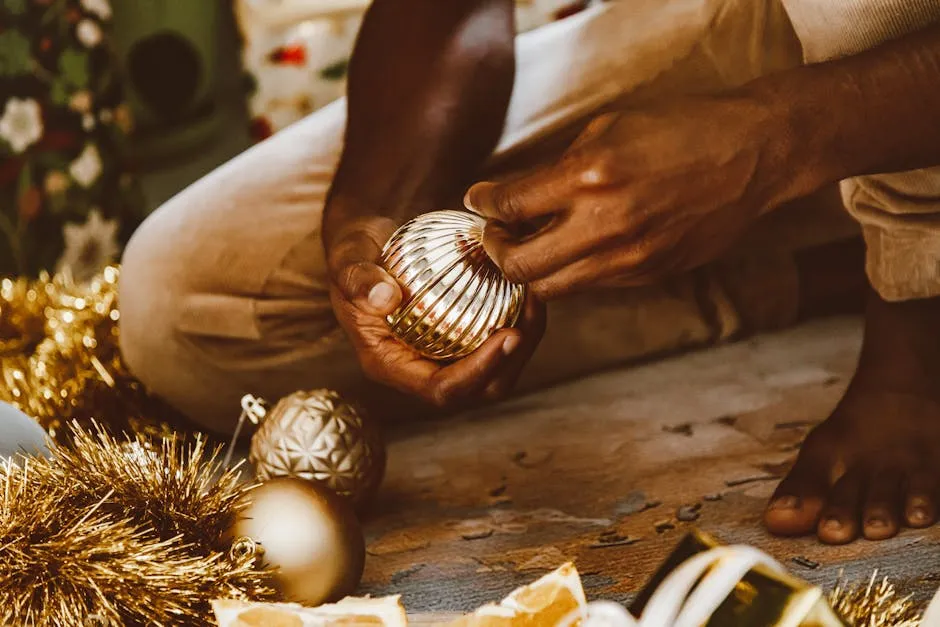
82, 113, 96, 131
69, 90, 92, 113
56, 210, 120, 283
76, 19, 103, 47
0, 98, 43, 153
69, 143, 102, 187
80, 0, 111, 20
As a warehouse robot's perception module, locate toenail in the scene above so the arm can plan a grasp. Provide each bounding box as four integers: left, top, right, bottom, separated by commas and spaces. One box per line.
910, 507, 930, 524
770, 496, 800, 510
866, 517, 887, 528
823, 518, 842, 531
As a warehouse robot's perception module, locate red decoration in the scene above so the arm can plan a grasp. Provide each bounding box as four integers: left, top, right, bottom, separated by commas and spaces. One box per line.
39, 130, 79, 152
18, 187, 42, 223
0, 159, 24, 188
249, 116, 273, 142
268, 44, 307, 66
553, 1, 589, 21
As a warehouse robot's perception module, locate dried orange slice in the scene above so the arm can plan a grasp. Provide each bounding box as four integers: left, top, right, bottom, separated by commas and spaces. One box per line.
446, 563, 587, 627
212, 595, 408, 627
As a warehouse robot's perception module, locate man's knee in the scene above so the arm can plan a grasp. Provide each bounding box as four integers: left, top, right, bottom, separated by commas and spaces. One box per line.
118, 209, 187, 398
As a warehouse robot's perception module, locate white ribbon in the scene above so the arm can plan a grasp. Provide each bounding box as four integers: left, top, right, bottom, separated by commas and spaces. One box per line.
922, 584, 940, 626
557, 546, 786, 627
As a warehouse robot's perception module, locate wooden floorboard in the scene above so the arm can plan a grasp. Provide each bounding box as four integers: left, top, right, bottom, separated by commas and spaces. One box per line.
358, 316, 940, 612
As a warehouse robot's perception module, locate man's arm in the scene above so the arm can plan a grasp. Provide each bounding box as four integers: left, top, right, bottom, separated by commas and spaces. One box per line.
324, 0, 516, 241
321, 0, 546, 409
758, 21, 940, 200
463, 21, 940, 301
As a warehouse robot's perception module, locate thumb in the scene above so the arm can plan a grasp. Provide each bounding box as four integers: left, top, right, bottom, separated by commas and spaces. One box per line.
327, 218, 402, 316
339, 260, 402, 316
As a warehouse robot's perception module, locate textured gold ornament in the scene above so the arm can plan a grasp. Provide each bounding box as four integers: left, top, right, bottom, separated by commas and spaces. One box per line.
226, 478, 366, 607
246, 390, 386, 509
381, 210, 526, 361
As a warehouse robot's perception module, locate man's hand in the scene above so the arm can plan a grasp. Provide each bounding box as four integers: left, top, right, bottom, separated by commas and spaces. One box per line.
325, 214, 545, 408
465, 95, 802, 300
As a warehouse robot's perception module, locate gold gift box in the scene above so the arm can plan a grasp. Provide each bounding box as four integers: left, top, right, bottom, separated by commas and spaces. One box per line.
629, 529, 846, 627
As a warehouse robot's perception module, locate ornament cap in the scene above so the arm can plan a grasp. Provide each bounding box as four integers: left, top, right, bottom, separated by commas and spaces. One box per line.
240, 394, 269, 424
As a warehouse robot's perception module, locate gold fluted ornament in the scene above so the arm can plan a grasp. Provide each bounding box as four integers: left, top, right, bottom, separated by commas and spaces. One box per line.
381, 210, 526, 361
245, 390, 386, 509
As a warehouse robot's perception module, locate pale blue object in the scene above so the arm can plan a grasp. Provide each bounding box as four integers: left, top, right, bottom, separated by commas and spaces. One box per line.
0, 401, 50, 459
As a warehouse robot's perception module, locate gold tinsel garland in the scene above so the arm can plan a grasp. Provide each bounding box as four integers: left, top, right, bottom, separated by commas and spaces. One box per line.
829, 572, 922, 627
0, 266, 183, 442
0, 422, 277, 626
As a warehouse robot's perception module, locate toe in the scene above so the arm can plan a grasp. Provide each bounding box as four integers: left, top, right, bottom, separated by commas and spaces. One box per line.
905, 470, 939, 528
764, 454, 828, 536
817, 468, 866, 544
862, 468, 903, 540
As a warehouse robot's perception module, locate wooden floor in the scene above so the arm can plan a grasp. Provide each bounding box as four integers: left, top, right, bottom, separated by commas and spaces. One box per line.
357, 316, 940, 613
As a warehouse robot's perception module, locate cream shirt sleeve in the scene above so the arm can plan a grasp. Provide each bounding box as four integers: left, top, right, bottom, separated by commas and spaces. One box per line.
780, 0, 940, 62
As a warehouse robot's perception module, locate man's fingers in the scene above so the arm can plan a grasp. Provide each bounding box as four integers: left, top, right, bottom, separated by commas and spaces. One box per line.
483, 210, 619, 284
340, 262, 402, 315
393, 296, 544, 407
328, 219, 401, 315
524, 245, 638, 300
484, 295, 546, 400
464, 163, 580, 223
527, 234, 680, 300
465, 114, 619, 225
426, 330, 515, 407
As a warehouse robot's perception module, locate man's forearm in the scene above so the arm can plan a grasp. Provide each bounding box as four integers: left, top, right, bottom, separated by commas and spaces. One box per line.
754, 21, 940, 202
324, 0, 515, 241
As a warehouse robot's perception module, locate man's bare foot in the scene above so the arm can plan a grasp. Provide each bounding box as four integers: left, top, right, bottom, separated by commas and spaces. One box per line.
764, 289, 940, 544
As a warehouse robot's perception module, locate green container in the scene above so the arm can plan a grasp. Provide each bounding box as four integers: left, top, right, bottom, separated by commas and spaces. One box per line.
109, 0, 222, 165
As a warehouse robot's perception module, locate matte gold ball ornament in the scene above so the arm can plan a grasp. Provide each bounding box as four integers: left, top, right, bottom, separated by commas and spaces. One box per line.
227, 478, 366, 607
381, 210, 526, 361
242, 390, 386, 510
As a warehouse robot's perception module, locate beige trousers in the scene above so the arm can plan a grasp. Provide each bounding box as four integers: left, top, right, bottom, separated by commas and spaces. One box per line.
120, 0, 857, 434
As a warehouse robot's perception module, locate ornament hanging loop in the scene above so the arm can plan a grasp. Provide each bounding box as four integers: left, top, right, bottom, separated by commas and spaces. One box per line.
229, 535, 264, 566
223, 394, 269, 468
241, 394, 269, 424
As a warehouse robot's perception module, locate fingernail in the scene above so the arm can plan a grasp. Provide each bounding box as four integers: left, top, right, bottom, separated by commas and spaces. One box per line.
463, 188, 478, 212
909, 507, 929, 524
823, 518, 842, 531
464, 182, 494, 213
769, 496, 800, 510
368, 282, 395, 310
502, 335, 521, 356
